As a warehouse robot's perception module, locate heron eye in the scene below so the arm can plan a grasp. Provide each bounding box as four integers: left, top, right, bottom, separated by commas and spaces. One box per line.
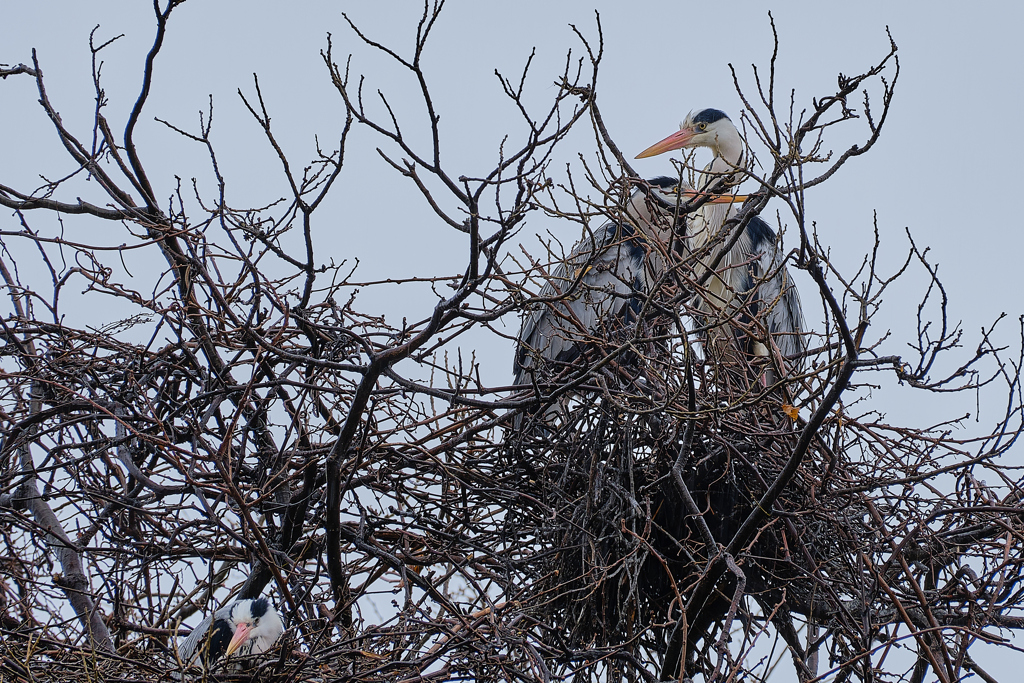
697, 122, 707, 131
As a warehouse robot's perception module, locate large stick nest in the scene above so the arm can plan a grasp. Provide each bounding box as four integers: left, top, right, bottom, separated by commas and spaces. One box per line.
503, 353, 868, 658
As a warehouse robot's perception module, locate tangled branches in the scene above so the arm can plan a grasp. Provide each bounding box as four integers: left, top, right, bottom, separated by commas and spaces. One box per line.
0, 4, 1022, 683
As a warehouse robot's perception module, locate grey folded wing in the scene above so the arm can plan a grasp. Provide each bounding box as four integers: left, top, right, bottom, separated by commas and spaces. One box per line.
175, 604, 233, 669
748, 220, 806, 369
513, 222, 650, 385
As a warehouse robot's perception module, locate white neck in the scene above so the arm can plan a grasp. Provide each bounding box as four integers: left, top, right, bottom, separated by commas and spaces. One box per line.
702, 123, 745, 186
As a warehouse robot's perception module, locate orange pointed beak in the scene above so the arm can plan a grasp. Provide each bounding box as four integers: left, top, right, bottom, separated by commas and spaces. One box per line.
682, 190, 750, 205
636, 127, 696, 159
224, 622, 253, 657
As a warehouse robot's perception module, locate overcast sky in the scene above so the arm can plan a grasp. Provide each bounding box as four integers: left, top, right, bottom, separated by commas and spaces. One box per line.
4, 1, 1021, 394
2, 2, 1022, 674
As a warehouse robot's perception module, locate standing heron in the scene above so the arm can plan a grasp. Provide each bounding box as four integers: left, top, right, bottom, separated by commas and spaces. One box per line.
175, 597, 284, 672
636, 108, 806, 379
637, 110, 808, 679
512, 176, 749, 431
513, 180, 743, 383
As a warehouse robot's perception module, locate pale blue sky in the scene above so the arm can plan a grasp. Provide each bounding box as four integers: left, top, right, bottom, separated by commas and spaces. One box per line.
4, 2, 1020, 390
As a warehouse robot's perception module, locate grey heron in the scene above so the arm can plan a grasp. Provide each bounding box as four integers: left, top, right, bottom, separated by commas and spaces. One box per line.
636, 108, 806, 378
176, 597, 284, 672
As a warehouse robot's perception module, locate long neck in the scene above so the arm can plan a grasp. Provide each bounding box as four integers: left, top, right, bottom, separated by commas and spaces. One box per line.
700, 123, 745, 188
690, 121, 745, 255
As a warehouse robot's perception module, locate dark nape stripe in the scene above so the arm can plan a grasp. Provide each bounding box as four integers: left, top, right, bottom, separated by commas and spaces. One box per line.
691, 108, 729, 125
249, 598, 269, 619
646, 176, 678, 188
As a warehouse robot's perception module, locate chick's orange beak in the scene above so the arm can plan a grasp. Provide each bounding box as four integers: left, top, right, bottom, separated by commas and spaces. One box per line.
224, 623, 253, 657
636, 127, 695, 159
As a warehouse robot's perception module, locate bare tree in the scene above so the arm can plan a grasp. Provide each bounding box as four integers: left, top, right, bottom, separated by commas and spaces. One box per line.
1, 3, 1021, 682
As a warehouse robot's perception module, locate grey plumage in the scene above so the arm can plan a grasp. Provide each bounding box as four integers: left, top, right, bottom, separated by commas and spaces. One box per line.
686, 206, 806, 370
513, 181, 674, 387
175, 597, 283, 672
514, 107, 807, 402
638, 109, 807, 376
513, 184, 805, 391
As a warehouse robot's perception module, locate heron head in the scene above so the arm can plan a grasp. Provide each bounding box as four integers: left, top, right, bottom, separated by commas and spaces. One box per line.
635, 109, 732, 159
223, 598, 284, 658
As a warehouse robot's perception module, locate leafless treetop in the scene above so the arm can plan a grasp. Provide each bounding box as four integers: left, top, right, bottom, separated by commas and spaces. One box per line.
1, 4, 1021, 683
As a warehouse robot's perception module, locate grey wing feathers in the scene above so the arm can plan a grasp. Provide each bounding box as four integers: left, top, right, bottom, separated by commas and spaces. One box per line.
514, 222, 647, 385
752, 236, 807, 371
769, 267, 806, 366
513, 233, 595, 382
176, 612, 213, 665
175, 603, 233, 668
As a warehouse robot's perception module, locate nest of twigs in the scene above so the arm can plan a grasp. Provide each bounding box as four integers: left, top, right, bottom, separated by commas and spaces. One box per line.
504, 359, 869, 661
0, 639, 166, 683
0, 632, 305, 682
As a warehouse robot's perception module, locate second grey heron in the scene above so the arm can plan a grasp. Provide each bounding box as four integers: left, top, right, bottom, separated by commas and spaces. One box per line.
512, 179, 675, 387
176, 597, 284, 672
